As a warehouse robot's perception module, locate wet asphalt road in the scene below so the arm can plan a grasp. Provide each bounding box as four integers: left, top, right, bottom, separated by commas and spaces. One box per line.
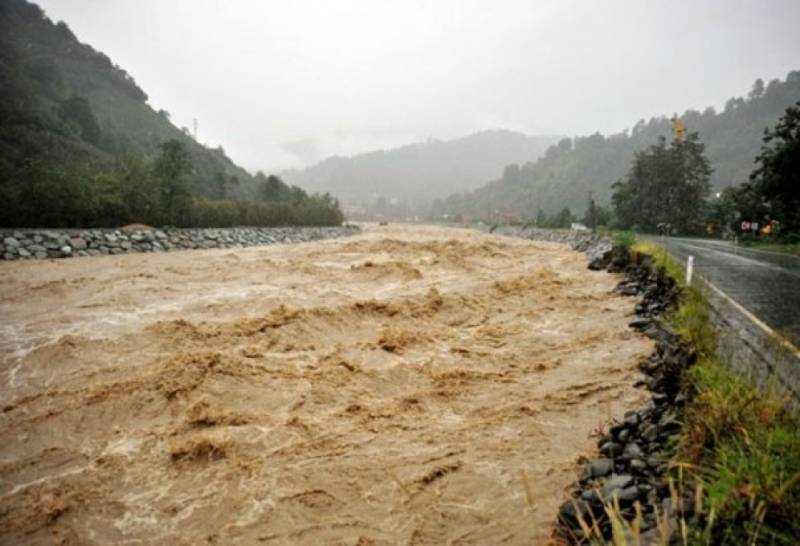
656, 237, 800, 347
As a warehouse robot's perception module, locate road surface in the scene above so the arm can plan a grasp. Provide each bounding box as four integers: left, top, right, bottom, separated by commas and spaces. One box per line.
657, 237, 800, 347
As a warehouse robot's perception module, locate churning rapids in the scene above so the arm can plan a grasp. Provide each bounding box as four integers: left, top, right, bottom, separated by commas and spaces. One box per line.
0, 224, 652, 545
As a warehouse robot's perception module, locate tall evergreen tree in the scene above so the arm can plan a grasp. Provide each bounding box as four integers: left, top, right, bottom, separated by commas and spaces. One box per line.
612, 133, 712, 233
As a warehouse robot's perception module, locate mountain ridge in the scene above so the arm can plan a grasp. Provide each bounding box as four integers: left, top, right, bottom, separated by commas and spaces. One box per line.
280, 129, 560, 212
433, 73, 800, 221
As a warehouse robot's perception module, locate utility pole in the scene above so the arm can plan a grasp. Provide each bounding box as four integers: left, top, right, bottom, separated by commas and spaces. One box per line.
192, 118, 198, 141
588, 190, 596, 233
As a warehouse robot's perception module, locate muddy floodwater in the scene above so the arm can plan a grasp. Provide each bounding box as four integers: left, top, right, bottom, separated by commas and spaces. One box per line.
0, 224, 651, 545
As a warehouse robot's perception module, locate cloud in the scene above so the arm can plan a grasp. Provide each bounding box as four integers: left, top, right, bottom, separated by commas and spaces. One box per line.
37, 0, 800, 173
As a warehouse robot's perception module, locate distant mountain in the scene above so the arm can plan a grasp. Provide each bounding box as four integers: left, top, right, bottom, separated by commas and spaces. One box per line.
0, 0, 258, 199
434, 73, 800, 221
281, 130, 560, 210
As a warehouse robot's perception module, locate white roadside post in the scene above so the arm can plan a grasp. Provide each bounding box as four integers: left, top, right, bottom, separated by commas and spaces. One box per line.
686, 255, 694, 286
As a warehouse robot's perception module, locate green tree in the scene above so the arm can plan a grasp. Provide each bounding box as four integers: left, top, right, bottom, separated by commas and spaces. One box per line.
583, 204, 614, 227
612, 133, 712, 234
119, 155, 161, 224
536, 208, 548, 226
552, 207, 575, 228
58, 95, 101, 145
257, 173, 290, 202
748, 78, 765, 100
748, 101, 800, 234
154, 139, 192, 224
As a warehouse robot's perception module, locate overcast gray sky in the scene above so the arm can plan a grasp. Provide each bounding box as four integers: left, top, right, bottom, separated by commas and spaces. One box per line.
36, 0, 800, 173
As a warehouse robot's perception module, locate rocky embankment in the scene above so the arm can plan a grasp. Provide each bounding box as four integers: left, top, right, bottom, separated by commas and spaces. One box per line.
0, 225, 360, 260
559, 250, 695, 545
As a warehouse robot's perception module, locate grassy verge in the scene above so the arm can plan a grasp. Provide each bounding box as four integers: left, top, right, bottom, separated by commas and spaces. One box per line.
737, 240, 800, 257
627, 241, 800, 545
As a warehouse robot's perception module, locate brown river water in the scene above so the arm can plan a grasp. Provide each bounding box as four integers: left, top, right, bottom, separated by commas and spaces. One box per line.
0, 224, 651, 545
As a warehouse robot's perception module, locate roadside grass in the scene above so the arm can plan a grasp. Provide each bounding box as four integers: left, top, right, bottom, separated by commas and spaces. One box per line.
580, 237, 800, 546
679, 359, 800, 545
612, 230, 637, 251
644, 241, 800, 545
630, 240, 686, 287
738, 240, 800, 257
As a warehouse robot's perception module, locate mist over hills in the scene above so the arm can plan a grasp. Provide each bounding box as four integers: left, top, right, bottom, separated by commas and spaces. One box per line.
280, 130, 560, 215
434, 73, 800, 221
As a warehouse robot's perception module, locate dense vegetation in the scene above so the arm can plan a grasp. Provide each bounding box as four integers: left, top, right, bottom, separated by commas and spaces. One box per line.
717, 102, 800, 240
606, 102, 799, 240
611, 133, 712, 233
281, 130, 559, 219
0, 0, 342, 228
433, 73, 800, 222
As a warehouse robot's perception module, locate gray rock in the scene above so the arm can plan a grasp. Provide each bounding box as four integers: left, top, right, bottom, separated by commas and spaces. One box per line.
623, 442, 644, 460
616, 485, 641, 503
17, 248, 31, 257
69, 237, 88, 250
599, 441, 623, 457
623, 411, 641, 428
629, 317, 652, 330
3, 237, 20, 248
587, 458, 614, 478
60, 246, 72, 256
601, 474, 633, 498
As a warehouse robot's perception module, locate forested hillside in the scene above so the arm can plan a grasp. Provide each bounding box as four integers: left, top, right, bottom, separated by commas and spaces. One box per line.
0, 0, 259, 196
281, 130, 559, 216
0, 0, 342, 228
433, 73, 800, 221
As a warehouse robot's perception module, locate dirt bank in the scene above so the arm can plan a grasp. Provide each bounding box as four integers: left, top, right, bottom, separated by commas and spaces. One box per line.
0, 224, 652, 545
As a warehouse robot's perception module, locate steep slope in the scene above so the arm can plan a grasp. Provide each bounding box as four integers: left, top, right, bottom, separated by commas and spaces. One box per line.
0, 0, 256, 199
281, 130, 559, 209
435, 73, 800, 220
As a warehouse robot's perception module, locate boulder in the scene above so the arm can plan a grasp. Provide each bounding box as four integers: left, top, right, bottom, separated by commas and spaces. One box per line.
601, 474, 633, 498
585, 458, 614, 478
69, 237, 88, 250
